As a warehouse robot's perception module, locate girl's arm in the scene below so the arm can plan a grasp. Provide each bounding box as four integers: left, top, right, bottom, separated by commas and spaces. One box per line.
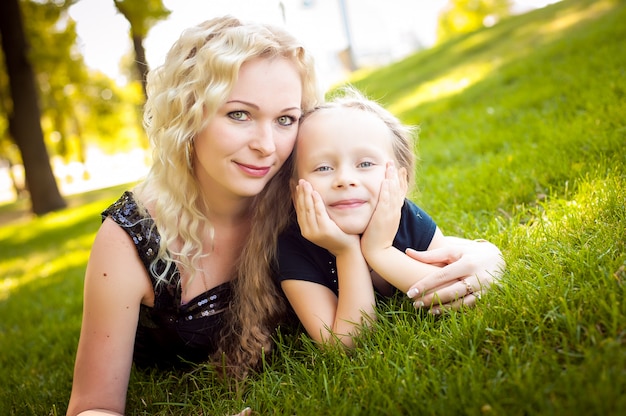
361, 162, 444, 293
282, 180, 376, 347
67, 219, 152, 416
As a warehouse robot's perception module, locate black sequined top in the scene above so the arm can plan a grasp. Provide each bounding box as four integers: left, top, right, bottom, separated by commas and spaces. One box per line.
102, 191, 232, 368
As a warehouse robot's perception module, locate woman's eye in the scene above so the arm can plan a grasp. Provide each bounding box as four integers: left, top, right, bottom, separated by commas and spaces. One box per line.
228, 111, 249, 121
358, 161, 375, 168
277, 115, 296, 126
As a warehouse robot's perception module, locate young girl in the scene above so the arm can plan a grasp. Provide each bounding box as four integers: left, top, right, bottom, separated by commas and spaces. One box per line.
276, 87, 501, 346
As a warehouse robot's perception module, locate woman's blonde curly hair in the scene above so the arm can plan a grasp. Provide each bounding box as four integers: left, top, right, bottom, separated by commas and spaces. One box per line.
134, 15, 320, 378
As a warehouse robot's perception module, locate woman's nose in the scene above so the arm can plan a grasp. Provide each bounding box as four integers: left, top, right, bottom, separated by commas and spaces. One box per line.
250, 122, 276, 155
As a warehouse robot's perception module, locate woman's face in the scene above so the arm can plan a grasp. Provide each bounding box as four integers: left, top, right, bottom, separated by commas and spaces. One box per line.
193, 57, 303, 204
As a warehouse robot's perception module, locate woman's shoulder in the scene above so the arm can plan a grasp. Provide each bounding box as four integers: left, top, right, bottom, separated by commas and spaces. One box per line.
101, 191, 161, 270
102, 191, 151, 223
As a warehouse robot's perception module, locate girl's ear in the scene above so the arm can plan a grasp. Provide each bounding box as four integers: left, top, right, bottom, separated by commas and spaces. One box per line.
397, 166, 409, 195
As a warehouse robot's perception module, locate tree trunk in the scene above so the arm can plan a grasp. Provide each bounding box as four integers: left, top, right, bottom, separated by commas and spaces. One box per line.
0, 0, 66, 215
131, 33, 149, 101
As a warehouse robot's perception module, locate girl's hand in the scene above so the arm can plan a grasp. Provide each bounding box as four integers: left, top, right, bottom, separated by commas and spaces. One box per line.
405, 237, 505, 314
294, 179, 359, 255
361, 161, 407, 254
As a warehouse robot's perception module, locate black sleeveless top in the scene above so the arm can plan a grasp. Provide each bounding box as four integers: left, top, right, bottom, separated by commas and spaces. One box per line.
102, 191, 232, 368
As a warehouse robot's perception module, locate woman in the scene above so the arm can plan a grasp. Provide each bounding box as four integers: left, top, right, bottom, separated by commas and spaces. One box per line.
67, 16, 503, 416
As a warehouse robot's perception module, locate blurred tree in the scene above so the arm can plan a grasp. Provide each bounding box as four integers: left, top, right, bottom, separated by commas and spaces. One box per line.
0, 0, 66, 214
0, 0, 145, 208
22, 0, 87, 165
438, 0, 513, 43
113, 0, 170, 101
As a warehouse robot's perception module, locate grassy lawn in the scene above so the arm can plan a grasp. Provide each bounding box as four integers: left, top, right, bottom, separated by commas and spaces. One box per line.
1, 0, 624, 414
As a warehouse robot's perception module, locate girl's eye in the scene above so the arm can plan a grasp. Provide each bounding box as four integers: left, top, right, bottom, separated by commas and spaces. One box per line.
228, 111, 249, 121
358, 161, 375, 168
277, 115, 297, 126
314, 166, 332, 172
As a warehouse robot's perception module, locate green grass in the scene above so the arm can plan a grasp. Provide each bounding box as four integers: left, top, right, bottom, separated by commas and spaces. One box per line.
1, 0, 625, 414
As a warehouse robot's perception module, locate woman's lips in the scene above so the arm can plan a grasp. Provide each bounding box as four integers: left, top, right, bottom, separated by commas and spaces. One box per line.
235, 162, 272, 177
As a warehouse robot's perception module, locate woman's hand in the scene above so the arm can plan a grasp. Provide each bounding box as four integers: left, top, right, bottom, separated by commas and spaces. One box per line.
294, 179, 359, 255
405, 237, 505, 314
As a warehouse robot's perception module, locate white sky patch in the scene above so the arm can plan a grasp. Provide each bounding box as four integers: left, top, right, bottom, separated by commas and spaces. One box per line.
69, 0, 560, 89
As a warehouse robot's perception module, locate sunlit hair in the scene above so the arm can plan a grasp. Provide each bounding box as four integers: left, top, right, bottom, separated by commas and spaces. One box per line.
295, 85, 418, 187
134, 15, 320, 378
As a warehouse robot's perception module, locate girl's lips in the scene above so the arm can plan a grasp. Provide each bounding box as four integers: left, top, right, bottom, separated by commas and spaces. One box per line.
329, 199, 366, 209
235, 162, 272, 177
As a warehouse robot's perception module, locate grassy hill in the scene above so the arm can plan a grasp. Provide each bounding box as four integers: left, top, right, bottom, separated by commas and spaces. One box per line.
0, 0, 624, 414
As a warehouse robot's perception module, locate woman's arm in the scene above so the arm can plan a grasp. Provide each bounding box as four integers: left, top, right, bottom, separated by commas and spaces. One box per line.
67, 219, 152, 416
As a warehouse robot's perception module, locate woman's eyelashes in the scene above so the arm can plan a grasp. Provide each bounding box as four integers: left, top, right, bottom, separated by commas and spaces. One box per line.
228, 110, 250, 121
227, 111, 298, 126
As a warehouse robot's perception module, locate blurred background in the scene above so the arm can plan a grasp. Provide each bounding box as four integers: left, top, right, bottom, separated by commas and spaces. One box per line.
0, 0, 559, 216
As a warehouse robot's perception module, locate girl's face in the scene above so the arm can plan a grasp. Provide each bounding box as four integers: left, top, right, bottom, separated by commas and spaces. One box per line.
295, 107, 398, 235
193, 57, 303, 205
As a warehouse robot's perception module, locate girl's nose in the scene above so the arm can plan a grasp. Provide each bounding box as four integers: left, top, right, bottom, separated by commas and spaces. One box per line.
332, 167, 357, 188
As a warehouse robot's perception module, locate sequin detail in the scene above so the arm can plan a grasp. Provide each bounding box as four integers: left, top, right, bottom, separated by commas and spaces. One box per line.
102, 191, 233, 367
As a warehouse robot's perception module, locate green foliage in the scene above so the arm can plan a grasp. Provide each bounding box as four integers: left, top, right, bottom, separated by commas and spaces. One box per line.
113, 0, 171, 37
438, 0, 513, 43
0, 0, 624, 414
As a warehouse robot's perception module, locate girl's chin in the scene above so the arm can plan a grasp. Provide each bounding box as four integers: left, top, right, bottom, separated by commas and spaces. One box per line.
337, 224, 367, 235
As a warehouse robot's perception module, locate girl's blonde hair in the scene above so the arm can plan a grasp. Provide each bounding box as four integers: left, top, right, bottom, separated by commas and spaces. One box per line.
135, 16, 320, 377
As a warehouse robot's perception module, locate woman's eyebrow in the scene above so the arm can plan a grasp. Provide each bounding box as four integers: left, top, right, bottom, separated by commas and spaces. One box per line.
225, 100, 300, 113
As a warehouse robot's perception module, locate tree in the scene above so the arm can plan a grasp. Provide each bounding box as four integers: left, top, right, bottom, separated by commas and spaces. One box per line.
438, 0, 513, 43
113, 0, 170, 101
0, 0, 66, 215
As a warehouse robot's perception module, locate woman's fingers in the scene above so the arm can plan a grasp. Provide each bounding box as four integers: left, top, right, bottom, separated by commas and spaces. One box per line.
407, 254, 478, 298
427, 290, 482, 315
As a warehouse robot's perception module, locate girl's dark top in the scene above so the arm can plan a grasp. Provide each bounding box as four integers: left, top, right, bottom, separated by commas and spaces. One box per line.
276, 199, 437, 296
102, 191, 232, 368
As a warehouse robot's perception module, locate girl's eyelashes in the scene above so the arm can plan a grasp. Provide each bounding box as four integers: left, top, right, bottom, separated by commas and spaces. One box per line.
313, 165, 332, 172
357, 161, 375, 168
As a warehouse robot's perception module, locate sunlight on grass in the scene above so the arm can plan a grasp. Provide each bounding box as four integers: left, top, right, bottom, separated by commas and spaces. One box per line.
539, 0, 615, 36
1, 200, 101, 245
389, 61, 497, 114
0, 233, 93, 301
0, 201, 102, 301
